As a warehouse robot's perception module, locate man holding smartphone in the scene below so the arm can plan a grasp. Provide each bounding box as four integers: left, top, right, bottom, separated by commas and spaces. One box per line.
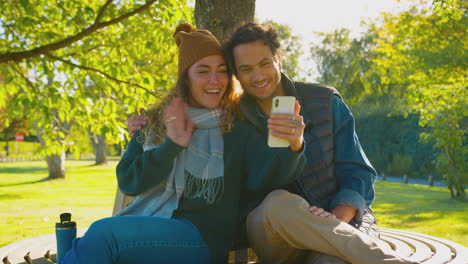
221, 22, 406, 264
127, 23, 413, 264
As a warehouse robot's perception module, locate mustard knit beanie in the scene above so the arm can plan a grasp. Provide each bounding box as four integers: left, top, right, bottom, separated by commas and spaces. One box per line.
174, 22, 222, 76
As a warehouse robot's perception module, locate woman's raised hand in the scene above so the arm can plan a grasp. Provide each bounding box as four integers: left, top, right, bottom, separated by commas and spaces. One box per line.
164, 98, 194, 147
127, 108, 147, 138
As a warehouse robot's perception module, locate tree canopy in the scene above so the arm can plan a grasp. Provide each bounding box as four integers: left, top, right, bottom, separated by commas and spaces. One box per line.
310, 26, 383, 105
309, 0, 467, 199
262, 20, 303, 80
374, 0, 467, 199
0, 0, 191, 177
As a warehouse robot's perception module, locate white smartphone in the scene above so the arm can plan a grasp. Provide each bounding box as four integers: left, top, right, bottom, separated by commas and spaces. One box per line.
267, 96, 296, 148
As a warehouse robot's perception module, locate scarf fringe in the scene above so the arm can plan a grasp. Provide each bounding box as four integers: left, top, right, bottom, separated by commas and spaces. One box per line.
184, 172, 224, 204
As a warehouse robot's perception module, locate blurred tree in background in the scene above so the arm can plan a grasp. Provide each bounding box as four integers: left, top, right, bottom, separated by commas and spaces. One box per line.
374, 0, 467, 199
310, 0, 466, 199
0, 0, 191, 177
262, 20, 303, 80
310, 27, 381, 104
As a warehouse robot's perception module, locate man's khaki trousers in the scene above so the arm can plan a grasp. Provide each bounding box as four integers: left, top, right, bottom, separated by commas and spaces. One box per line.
246, 190, 416, 264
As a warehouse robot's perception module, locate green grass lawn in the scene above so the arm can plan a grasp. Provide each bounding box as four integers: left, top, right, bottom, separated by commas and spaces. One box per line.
0, 160, 117, 247
373, 181, 468, 246
1, 160, 467, 248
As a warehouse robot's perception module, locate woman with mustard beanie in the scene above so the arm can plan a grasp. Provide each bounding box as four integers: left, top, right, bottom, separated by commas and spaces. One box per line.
61, 22, 306, 264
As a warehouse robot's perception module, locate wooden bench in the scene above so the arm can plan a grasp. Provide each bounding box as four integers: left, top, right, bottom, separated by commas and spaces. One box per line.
2, 189, 467, 263
1, 226, 467, 263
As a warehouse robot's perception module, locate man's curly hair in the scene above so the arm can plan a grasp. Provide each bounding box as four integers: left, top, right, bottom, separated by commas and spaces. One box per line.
223, 22, 282, 75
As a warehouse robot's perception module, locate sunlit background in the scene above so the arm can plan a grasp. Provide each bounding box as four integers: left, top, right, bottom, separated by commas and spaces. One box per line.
256, 0, 428, 80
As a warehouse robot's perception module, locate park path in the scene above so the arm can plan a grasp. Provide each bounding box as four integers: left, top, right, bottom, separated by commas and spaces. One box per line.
378, 175, 447, 187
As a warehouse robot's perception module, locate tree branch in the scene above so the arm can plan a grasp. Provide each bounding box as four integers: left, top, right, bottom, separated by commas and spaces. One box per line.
52, 108, 75, 138
0, 0, 157, 64
95, 0, 114, 23
62, 44, 105, 57
46, 54, 162, 97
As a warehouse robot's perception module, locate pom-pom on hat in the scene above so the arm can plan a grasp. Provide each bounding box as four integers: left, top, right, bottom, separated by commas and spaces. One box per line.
174, 22, 222, 76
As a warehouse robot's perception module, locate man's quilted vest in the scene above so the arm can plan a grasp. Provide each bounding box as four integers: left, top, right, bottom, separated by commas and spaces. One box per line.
240, 78, 378, 236
294, 82, 340, 210
295, 82, 378, 236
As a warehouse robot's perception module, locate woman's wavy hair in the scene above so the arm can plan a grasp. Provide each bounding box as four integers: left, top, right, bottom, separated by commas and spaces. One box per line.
138, 67, 242, 146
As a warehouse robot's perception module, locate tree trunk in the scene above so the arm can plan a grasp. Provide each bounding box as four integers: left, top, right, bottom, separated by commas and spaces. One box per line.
46, 152, 66, 179
447, 149, 466, 200
5, 140, 9, 156
448, 184, 455, 199
34, 121, 68, 179
195, 0, 256, 41
88, 130, 108, 165
458, 188, 467, 200
453, 168, 467, 200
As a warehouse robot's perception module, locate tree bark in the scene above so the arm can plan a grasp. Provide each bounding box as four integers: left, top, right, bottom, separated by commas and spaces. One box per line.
34, 116, 71, 179
448, 184, 455, 199
88, 130, 108, 165
195, 0, 256, 41
46, 152, 66, 179
446, 147, 467, 200
450, 163, 466, 200
5, 141, 9, 156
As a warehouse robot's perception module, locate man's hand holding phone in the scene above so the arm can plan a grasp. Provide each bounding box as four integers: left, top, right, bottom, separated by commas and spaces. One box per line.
267, 97, 305, 152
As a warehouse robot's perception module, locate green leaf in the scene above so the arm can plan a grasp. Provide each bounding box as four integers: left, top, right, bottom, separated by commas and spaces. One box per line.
103, 102, 111, 116
145, 41, 153, 49
19, 0, 29, 10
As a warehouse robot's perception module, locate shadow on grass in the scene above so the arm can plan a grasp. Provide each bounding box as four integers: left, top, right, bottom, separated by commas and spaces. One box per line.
69, 156, 120, 162
0, 177, 53, 187
84, 162, 110, 167
0, 193, 24, 199
0, 167, 47, 174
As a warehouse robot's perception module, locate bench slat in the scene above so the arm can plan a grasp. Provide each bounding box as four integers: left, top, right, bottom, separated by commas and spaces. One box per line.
0, 229, 86, 264
0, 234, 54, 264
380, 235, 413, 258
380, 230, 433, 263
24, 233, 57, 264
381, 229, 453, 264
380, 228, 468, 264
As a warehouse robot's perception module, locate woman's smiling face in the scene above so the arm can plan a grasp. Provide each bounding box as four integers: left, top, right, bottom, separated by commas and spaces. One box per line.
187, 55, 229, 109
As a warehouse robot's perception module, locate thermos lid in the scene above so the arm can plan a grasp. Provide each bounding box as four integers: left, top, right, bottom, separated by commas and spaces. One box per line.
56, 213, 76, 228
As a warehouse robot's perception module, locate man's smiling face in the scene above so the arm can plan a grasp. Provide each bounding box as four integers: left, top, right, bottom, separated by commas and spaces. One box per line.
233, 40, 283, 103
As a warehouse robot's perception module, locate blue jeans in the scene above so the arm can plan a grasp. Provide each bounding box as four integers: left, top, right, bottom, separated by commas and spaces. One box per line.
61, 216, 211, 264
